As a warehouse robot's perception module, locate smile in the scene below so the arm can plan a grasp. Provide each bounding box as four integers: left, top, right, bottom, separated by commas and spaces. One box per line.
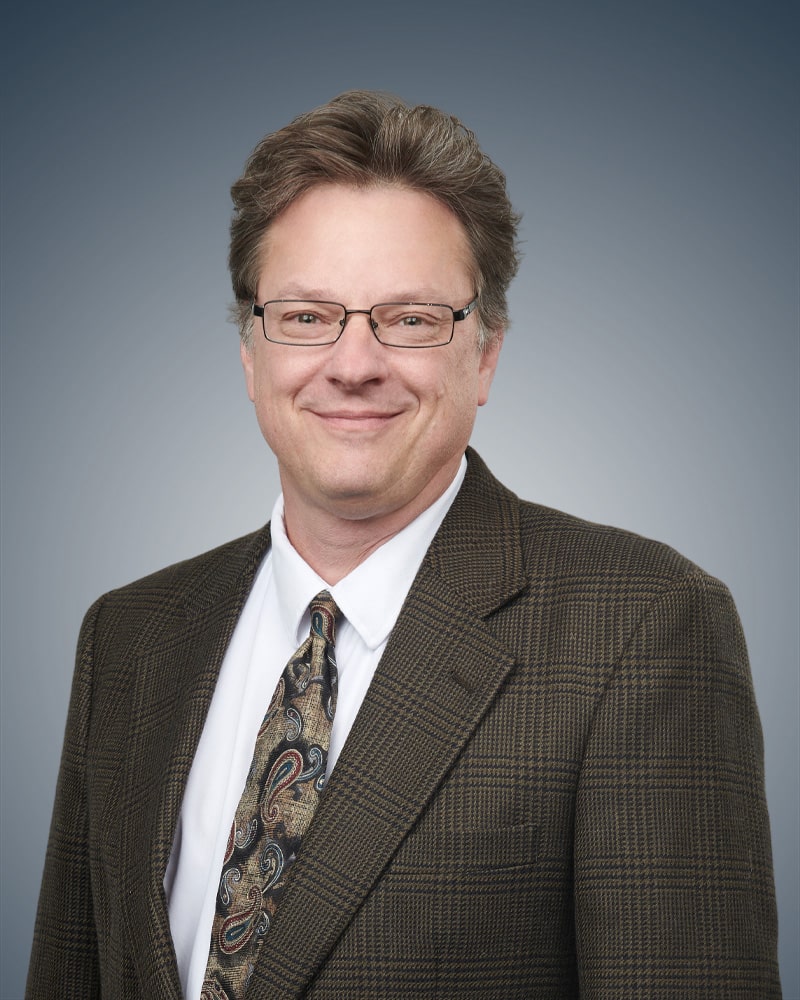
310, 410, 401, 432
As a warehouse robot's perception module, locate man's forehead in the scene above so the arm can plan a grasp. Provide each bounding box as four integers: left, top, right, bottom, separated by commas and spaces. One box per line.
253, 182, 476, 286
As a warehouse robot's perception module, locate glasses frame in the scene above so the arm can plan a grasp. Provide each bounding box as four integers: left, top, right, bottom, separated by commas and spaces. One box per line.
251, 296, 479, 348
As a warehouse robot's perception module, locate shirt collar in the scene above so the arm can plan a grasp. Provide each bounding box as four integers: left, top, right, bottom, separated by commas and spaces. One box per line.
271, 456, 467, 651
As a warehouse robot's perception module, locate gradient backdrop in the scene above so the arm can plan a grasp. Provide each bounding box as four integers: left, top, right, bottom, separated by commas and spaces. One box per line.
2, 1, 798, 996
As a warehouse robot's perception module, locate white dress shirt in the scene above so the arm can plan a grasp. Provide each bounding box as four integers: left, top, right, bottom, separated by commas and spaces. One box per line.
164, 458, 466, 1000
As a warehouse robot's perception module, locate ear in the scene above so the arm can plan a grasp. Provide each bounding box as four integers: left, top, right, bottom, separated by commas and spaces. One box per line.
240, 339, 256, 403
477, 330, 504, 406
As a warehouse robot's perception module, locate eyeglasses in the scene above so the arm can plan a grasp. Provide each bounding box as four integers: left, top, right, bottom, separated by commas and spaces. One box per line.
251, 296, 478, 348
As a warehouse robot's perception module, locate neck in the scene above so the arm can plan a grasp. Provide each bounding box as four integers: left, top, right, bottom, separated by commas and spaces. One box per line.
280, 470, 460, 585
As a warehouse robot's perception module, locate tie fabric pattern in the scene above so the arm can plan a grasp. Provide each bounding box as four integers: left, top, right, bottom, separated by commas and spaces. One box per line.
202, 591, 341, 1000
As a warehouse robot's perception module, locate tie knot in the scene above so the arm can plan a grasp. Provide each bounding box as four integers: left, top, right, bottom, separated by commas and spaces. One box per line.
309, 590, 340, 643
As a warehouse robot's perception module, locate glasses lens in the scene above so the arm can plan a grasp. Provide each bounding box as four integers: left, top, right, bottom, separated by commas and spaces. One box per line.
371, 304, 454, 347
263, 300, 345, 344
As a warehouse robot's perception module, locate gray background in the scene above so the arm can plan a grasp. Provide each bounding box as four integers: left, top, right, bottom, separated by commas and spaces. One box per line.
2, 1, 797, 996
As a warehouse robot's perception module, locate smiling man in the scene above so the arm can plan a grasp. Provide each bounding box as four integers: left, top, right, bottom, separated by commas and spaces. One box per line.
28, 92, 780, 999
243, 184, 501, 579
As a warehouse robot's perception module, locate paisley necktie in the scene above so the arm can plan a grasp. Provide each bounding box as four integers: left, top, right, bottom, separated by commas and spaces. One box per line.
202, 591, 340, 1000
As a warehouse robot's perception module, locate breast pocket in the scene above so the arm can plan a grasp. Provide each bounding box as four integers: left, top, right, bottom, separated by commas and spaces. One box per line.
372, 823, 540, 958
390, 821, 538, 871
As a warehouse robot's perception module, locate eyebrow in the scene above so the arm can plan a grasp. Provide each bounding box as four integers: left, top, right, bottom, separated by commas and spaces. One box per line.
264, 287, 464, 304
268, 285, 337, 301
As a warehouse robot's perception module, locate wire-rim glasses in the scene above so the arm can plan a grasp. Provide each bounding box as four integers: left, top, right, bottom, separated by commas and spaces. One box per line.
252, 296, 478, 348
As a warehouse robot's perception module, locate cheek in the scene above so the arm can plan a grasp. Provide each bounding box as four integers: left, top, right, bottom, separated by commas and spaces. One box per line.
419, 363, 483, 434
252, 352, 300, 403
251, 354, 323, 440
410, 351, 476, 398
444, 353, 486, 406
249, 360, 282, 436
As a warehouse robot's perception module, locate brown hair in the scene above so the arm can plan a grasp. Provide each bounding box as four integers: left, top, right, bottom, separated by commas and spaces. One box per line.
230, 90, 521, 350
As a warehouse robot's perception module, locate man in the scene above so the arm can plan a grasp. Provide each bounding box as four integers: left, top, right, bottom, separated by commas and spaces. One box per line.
27, 91, 780, 999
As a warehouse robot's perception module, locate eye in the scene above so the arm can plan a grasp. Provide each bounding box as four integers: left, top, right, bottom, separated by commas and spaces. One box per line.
381, 308, 438, 328
280, 305, 340, 325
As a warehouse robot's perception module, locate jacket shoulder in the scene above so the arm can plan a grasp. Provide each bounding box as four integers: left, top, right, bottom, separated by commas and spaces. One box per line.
517, 498, 701, 587
464, 448, 703, 588
81, 526, 271, 659
102, 525, 270, 601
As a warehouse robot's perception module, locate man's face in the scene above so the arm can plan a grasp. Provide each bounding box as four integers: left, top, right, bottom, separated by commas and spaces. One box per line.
241, 183, 502, 530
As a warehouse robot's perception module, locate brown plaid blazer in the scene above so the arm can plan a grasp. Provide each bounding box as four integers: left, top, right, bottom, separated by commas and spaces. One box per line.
27, 449, 780, 999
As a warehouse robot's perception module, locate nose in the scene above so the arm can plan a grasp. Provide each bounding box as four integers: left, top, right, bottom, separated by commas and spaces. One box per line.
339, 308, 378, 335
326, 310, 388, 387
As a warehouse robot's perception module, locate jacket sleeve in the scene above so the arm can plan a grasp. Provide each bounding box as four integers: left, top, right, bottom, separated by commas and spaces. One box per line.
26, 598, 104, 1000
574, 571, 781, 998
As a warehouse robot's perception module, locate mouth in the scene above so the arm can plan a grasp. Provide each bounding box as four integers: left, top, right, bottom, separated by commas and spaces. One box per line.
309, 409, 402, 432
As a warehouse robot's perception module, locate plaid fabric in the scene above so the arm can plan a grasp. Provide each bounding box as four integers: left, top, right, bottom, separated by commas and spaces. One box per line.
27, 449, 780, 999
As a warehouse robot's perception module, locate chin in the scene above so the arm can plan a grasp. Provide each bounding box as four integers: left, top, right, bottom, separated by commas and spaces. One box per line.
315, 475, 400, 520
315, 456, 387, 495
320, 481, 385, 511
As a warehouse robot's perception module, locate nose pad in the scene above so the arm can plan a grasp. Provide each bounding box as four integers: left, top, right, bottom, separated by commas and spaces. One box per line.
338, 309, 379, 339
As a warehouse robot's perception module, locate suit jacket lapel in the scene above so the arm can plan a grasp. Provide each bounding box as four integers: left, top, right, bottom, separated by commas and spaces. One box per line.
249, 450, 528, 998
120, 526, 272, 999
